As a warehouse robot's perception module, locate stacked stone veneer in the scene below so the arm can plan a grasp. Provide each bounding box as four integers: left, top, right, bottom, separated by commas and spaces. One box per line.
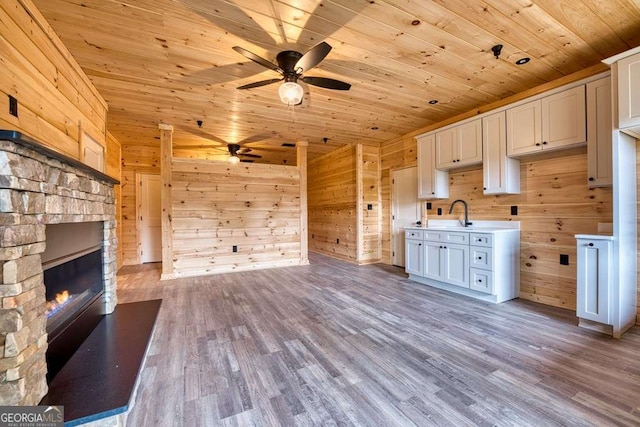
0, 140, 118, 405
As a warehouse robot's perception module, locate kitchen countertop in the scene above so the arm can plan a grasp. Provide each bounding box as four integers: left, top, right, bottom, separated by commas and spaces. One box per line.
406, 220, 520, 233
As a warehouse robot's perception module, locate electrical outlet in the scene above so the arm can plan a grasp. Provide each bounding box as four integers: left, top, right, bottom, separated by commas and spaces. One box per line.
437, 208, 442, 215
426, 202, 432, 210
560, 254, 569, 265
511, 205, 518, 215
336, 238, 340, 244
232, 245, 238, 253
367, 204, 373, 210
8, 95, 18, 117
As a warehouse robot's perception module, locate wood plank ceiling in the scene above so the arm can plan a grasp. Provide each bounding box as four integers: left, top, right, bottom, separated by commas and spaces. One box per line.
33, 0, 640, 164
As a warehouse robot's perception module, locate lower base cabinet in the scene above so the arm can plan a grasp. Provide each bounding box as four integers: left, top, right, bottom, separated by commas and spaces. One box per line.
405, 227, 520, 304
576, 235, 612, 328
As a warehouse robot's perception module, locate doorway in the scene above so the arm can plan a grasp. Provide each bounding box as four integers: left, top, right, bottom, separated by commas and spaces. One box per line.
391, 167, 420, 267
138, 174, 162, 263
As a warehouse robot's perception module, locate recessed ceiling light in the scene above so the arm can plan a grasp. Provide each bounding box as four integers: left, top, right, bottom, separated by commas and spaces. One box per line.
411, 20, 420, 26
516, 57, 530, 65
371, 126, 379, 130
428, 100, 439, 105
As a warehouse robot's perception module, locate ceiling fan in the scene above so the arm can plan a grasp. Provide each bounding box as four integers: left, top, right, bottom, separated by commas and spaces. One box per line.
233, 42, 351, 105
227, 143, 261, 164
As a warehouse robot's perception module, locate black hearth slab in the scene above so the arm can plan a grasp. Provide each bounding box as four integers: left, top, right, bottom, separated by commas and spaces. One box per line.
0, 130, 120, 185
41, 299, 162, 426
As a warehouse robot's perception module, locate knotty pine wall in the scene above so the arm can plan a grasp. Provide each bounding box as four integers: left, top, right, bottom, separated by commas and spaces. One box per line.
0, 0, 107, 156
358, 144, 382, 263
169, 158, 302, 277
120, 142, 160, 265
308, 144, 358, 262
380, 137, 613, 311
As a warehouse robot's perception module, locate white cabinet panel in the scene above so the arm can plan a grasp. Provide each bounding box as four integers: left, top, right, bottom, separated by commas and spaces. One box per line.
617, 51, 640, 131
405, 239, 424, 276
506, 100, 542, 156
483, 111, 520, 195
442, 243, 469, 288
435, 128, 457, 169
417, 134, 449, 199
470, 268, 493, 294
424, 241, 444, 280
470, 246, 492, 269
576, 238, 612, 325
435, 119, 482, 169
586, 77, 613, 187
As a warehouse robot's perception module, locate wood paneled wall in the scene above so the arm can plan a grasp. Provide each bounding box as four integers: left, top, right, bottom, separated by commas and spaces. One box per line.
106, 132, 123, 268
308, 144, 357, 262
358, 144, 382, 263
0, 0, 107, 156
120, 141, 160, 265
169, 158, 303, 277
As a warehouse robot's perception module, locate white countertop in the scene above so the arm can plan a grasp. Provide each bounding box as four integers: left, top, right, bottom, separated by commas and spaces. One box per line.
575, 234, 614, 241
406, 220, 520, 233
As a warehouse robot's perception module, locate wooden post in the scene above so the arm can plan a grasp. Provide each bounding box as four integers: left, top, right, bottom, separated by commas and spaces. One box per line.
159, 123, 174, 279
356, 142, 364, 263
297, 141, 309, 265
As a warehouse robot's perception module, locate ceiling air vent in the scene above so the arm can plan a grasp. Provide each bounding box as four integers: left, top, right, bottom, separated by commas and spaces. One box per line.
281, 143, 296, 147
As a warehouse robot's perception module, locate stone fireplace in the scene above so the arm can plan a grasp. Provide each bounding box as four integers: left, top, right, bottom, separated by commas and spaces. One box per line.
0, 131, 118, 405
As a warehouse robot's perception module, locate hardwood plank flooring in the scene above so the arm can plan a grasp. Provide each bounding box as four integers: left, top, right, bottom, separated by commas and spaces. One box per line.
117, 253, 640, 426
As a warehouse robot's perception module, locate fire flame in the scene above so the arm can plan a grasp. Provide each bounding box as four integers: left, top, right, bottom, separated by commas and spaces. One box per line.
46, 290, 71, 316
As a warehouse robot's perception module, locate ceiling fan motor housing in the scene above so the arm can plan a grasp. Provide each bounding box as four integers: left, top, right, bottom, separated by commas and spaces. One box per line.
277, 50, 304, 81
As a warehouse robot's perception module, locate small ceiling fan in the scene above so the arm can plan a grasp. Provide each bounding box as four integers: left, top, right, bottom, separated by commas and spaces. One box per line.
227, 143, 261, 164
233, 41, 351, 105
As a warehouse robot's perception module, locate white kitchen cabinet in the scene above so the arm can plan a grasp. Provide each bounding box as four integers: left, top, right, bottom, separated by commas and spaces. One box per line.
576, 236, 612, 326
586, 77, 612, 187
405, 223, 520, 303
507, 86, 586, 156
435, 119, 482, 169
416, 133, 449, 199
616, 51, 640, 135
482, 111, 520, 194
405, 230, 424, 276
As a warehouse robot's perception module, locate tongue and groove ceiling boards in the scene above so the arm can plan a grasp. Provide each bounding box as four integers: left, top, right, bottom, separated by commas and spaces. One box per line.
32, 0, 640, 164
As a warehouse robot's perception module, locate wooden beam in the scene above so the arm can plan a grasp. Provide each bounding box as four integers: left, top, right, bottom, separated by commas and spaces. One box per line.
297, 140, 309, 265
356, 142, 364, 263
159, 123, 174, 279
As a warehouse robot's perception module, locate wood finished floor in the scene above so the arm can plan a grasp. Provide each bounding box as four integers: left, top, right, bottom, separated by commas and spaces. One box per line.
117, 253, 640, 427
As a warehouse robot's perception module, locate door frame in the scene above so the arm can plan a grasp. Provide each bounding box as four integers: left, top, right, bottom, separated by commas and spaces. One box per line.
135, 172, 161, 264
390, 166, 421, 266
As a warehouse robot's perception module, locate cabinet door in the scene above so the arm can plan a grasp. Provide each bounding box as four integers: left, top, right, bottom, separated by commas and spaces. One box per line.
506, 99, 542, 156
541, 86, 586, 150
405, 240, 424, 276
457, 119, 482, 166
435, 128, 457, 169
424, 241, 443, 280
617, 52, 640, 129
442, 243, 469, 288
576, 239, 611, 324
586, 77, 612, 187
417, 134, 449, 199
483, 111, 520, 194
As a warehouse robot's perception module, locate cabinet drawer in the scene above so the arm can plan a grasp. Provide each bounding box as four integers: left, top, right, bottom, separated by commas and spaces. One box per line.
470, 233, 492, 247
405, 229, 424, 240
424, 230, 469, 244
470, 268, 493, 294
470, 246, 492, 270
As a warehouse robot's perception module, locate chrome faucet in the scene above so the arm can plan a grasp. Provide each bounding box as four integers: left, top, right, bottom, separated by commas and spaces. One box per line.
449, 199, 472, 227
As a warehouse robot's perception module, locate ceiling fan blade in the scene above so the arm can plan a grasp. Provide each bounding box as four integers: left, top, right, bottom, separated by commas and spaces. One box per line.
239, 153, 262, 159
237, 78, 282, 90
294, 42, 332, 73
237, 147, 252, 154
300, 76, 351, 90
233, 46, 281, 72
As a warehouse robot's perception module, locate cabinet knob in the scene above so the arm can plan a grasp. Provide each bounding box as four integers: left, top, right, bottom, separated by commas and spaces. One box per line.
439, 246, 443, 249
483, 187, 487, 190
478, 279, 482, 283
478, 256, 482, 259
418, 243, 422, 246
443, 246, 447, 249
542, 141, 548, 145
535, 143, 541, 146
588, 242, 594, 247
431, 192, 435, 195
588, 177, 594, 182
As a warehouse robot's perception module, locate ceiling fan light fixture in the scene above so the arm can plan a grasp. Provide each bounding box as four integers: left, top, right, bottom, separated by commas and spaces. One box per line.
279, 81, 304, 105
227, 143, 241, 165
228, 154, 240, 165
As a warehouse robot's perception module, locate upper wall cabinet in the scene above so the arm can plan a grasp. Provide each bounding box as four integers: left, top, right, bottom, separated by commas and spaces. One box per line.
417, 134, 449, 199
435, 119, 482, 169
586, 77, 612, 187
482, 111, 520, 194
507, 86, 586, 157
603, 46, 640, 139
